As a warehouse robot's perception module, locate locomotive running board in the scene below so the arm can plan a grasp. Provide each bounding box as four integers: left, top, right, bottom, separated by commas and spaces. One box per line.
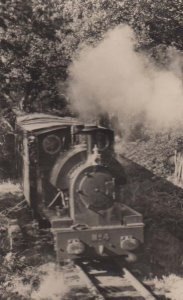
45, 203, 143, 228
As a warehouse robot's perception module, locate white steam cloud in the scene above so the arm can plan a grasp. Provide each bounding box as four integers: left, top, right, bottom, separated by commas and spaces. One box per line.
67, 25, 183, 129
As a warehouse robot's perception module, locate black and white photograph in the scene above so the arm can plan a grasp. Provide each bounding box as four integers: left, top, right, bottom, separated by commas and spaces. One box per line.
0, 0, 183, 299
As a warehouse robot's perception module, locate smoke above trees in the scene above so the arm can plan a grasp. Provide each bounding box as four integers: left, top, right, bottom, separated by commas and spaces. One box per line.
67, 25, 183, 130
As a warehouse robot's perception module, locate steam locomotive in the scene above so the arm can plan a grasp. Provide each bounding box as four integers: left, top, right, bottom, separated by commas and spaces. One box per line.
15, 113, 144, 261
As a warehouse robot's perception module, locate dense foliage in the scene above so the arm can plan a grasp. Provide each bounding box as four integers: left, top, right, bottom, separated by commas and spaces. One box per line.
0, 0, 182, 113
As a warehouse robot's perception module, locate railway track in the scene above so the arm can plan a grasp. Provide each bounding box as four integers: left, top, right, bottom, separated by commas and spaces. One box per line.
63, 258, 159, 300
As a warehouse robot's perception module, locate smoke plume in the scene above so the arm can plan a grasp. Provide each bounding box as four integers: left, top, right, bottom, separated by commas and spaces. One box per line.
67, 25, 183, 130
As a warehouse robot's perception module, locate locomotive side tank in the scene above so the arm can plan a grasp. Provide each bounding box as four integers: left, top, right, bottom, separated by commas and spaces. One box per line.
15, 113, 144, 260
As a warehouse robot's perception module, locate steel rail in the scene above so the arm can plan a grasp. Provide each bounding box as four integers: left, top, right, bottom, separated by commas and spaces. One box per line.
76, 259, 158, 300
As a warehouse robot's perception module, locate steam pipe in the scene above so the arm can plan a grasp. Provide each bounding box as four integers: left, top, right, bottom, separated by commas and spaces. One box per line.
87, 134, 93, 155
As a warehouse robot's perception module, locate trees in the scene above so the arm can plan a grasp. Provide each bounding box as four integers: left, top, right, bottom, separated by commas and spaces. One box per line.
0, 0, 182, 113
0, 0, 68, 113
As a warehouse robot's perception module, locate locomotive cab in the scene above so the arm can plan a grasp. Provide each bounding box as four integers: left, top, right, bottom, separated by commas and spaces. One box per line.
16, 113, 144, 260
15, 113, 83, 213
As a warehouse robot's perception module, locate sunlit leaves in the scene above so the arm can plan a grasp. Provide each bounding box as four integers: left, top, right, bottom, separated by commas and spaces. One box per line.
0, 0, 182, 112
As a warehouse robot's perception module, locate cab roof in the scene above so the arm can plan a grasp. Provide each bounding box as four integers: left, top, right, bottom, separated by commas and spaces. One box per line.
16, 113, 83, 132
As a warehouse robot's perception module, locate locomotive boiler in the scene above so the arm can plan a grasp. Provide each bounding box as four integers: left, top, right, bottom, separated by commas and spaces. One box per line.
15, 113, 144, 261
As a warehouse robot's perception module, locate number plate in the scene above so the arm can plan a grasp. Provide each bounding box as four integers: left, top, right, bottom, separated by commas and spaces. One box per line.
91, 233, 110, 242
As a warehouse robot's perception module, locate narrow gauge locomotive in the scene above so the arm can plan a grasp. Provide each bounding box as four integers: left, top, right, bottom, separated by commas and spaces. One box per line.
15, 113, 144, 261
